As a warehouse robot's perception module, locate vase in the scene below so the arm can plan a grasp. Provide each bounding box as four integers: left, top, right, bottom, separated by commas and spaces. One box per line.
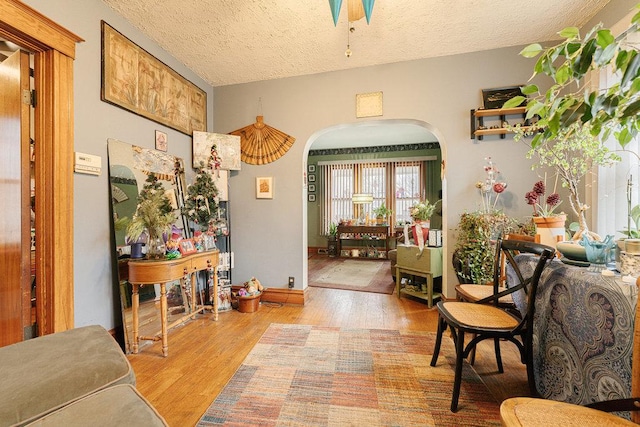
130, 242, 145, 259
533, 214, 566, 249
147, 235, 165, 259
411, 220, 430, 246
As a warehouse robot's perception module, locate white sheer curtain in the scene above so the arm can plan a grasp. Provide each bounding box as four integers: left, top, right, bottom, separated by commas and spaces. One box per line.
595, 29, 640, 237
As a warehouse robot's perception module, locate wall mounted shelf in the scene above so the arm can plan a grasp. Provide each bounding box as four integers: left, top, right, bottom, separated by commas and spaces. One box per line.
470, 106, 532, 140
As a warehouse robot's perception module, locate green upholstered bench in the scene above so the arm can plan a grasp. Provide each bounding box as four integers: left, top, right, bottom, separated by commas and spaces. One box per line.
23, 385, 166, 426
0, 325, 166, 426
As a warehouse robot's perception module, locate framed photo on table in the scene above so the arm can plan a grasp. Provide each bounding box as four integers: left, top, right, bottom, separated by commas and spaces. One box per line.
179, 238, 197, 255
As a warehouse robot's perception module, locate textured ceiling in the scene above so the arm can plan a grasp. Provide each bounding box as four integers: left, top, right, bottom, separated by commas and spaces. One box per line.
101, 0, 612, 88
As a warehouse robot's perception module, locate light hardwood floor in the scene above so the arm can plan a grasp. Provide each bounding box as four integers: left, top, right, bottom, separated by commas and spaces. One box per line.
127, 256, 530, 426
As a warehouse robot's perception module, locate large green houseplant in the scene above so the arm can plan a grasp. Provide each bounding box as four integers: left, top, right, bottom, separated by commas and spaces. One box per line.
504, 6, 640, 240
452, 211, 533, 284
453, 158, 535, 284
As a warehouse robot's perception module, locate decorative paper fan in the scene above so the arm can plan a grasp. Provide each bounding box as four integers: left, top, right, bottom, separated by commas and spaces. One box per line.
111, 184, 129, 203
229, 116, 296, 165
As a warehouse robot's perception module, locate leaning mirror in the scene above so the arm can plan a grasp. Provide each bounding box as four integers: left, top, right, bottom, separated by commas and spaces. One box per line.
107, 138, 190, 354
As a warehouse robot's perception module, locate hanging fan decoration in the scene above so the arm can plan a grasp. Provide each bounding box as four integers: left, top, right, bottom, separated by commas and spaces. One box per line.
229, 116, 296, 165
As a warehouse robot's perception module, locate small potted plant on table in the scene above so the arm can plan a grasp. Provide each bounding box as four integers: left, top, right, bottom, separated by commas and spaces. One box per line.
372, 203, 392, 225
409, 199, 439, 245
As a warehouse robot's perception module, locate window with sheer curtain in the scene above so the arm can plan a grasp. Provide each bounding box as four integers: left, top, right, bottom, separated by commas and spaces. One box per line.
318, 159, 431, 235
595, 30, 640, 237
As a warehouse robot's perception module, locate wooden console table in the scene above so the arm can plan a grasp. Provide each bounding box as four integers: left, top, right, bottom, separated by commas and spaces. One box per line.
128, 249, 219, 356
395, 245, 443, 307
337, 225, 389, 259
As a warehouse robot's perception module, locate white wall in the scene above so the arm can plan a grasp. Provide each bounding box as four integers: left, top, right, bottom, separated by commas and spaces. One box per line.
18, 0, 636, 331
214, 50, 541, 296
214, 0, 640, 298
23, 0, 214, 329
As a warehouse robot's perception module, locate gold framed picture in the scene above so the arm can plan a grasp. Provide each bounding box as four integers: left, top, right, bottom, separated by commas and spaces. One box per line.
256, 177, 273, 199
356, 91, 383, 118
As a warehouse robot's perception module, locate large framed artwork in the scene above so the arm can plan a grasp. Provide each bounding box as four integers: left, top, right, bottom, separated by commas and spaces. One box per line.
101, 21, 207, 136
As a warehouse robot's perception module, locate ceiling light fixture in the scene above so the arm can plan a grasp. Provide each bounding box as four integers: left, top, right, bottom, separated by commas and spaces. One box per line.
345, 25, 354, 58
328, 0, 375, 26
330, 0, 374, 57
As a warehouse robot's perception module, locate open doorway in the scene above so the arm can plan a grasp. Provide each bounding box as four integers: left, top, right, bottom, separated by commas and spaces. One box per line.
0, 6, 83, 344
304, 119, 443, 295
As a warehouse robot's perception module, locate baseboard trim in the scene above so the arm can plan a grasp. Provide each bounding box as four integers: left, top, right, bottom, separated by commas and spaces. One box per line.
262, 287, 305, 305
229, 285, 305, 305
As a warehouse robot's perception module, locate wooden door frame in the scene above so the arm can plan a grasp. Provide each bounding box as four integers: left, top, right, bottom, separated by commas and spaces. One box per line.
0, 0, 83, 334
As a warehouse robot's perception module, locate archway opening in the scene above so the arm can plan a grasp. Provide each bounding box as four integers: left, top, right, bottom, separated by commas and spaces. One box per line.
301, 119, 448, 295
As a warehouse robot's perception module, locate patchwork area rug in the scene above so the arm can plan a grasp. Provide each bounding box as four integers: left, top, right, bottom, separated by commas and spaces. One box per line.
309, 259, 395, 294
198, 324, 501, 426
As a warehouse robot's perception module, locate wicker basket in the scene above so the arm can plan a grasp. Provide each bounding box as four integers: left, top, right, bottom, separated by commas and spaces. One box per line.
237, 293, 261, 313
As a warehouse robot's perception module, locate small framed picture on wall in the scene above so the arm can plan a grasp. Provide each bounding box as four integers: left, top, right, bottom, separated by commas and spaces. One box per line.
155, 130, 167, 152
308, 194, 316, 202
308, 164, 316, 173
256, 177, 273, 199
308, 174, 316, 182
308, 184, 316, 192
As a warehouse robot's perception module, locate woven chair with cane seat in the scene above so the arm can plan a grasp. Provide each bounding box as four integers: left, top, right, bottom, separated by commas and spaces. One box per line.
430, 238, 555, 412
456, 233, 540, 367
499, 276, 640, 426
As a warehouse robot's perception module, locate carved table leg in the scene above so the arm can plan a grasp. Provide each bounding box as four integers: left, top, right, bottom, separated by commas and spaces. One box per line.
208, 259, 218, 321
132, 283, 140, 354
160, 283, 168, 357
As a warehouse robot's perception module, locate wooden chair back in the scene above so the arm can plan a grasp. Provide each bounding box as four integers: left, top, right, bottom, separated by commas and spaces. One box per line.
497, 233, 539, 288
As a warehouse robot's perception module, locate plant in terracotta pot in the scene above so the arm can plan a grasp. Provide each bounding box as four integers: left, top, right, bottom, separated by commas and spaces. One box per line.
372, 203, 392, 225
503, 13, 640, 240
510, 123, 617, 241
524, 177, 567, 247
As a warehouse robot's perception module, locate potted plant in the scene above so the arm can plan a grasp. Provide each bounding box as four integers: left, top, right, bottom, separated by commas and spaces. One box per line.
182, 155, 219, 249
524, 177, 566, 247
372, 203, 392, 225
409, 199, 440, 243
453, 158, 535, 283
452, 211, 534, 284
504, 11, 640, 240
326, 222, 338, 257
126, 173, 176, 259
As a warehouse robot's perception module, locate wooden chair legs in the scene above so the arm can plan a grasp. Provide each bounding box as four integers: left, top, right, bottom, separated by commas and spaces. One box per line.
430, 314, 465, 412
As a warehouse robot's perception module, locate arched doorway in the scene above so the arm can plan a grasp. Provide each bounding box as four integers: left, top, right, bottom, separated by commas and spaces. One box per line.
302, 119, 448, 293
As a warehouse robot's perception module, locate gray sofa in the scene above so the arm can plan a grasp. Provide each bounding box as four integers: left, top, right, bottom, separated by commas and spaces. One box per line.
0, 325, 166, 426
